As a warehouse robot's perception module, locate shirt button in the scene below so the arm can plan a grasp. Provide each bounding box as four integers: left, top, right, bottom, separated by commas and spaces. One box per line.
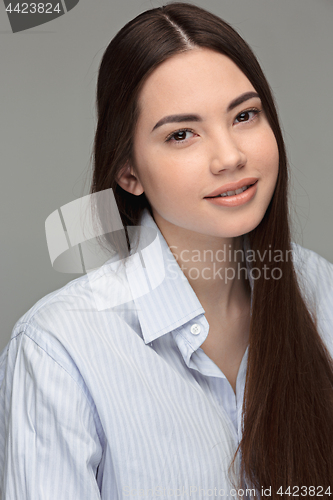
190, 324, 201, 335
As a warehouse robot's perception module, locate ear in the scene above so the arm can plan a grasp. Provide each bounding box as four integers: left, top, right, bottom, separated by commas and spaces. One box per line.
116, 162, 144, 196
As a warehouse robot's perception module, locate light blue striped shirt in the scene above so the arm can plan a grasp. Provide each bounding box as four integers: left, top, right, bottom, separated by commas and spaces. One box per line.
1, 209, 333, 499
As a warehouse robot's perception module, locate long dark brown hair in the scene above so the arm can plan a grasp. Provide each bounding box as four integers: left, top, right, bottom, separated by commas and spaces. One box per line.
91, 2, 333, 493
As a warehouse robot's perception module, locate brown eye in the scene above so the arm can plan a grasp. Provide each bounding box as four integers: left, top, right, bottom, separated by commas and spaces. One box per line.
174, 131, 187, 141
238, 111, 251, 122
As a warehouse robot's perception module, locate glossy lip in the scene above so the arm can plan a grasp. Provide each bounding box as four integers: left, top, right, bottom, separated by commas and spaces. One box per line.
205, 181, 258, 207
204, 177, 259, 198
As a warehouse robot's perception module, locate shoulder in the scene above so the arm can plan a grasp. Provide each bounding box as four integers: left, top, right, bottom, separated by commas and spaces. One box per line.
8, 271, 93, 340
0, 273, 92, 380
1, 263, 140, 378
292, 243, 333, 351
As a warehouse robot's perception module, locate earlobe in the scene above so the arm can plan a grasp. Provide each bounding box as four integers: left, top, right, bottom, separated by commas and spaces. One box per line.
116, 162, 144, 196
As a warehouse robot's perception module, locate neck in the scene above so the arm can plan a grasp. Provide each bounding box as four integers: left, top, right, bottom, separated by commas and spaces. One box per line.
155, 216, 250, 315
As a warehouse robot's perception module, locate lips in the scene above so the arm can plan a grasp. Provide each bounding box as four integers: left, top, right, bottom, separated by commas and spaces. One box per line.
204, 177, 258, 198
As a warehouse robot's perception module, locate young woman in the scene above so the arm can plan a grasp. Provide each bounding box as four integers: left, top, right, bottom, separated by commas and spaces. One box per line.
1, 2, 333, 498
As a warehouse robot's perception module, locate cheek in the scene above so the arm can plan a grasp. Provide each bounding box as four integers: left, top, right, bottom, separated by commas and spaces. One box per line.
133, 155, 175, 205
137, 149, 195, 193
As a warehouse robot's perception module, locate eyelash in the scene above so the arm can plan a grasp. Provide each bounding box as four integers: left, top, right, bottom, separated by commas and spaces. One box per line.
165, 107, 262, 144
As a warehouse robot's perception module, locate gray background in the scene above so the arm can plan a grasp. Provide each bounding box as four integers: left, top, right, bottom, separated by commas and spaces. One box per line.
1, 0, 332, 352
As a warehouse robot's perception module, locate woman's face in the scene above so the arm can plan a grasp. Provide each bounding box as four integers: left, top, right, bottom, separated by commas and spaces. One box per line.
125, 48, 279, 239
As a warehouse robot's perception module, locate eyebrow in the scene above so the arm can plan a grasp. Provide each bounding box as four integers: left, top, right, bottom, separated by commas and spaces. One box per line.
151, 91, 261, 132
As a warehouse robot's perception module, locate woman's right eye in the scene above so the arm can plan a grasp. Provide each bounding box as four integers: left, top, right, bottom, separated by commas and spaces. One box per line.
165, 128, 195, 144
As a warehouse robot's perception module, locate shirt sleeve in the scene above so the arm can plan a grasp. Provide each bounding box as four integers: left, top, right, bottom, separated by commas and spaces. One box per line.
0, 330, 103, 499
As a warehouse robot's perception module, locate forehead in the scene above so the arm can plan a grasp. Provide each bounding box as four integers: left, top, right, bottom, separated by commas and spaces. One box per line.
137, 48, 255, 117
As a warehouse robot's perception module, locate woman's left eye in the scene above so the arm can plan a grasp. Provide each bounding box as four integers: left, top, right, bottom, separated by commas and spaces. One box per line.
234, 108, 261, 124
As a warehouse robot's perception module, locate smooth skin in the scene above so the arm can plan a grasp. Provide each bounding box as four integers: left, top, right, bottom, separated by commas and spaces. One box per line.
117, 48, 279, 393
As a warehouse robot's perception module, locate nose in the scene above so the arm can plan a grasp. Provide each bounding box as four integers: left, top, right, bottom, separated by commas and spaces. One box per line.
209, 130, 247, 174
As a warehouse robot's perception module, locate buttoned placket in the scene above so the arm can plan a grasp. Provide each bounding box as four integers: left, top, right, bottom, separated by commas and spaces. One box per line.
171, 314, 247, 446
